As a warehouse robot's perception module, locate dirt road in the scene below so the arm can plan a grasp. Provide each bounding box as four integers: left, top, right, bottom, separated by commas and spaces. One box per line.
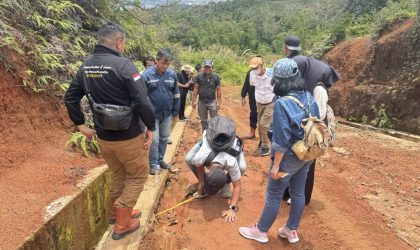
141, 86, 419, 250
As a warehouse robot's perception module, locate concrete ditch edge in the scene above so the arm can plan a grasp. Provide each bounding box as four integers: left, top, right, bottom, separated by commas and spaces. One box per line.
95, 106, 192, 250
17, 106, 192, 250
338, 119, 420, 143
18, 165, 111, 250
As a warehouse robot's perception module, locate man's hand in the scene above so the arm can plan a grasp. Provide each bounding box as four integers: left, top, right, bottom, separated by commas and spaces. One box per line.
77, 124, 96, 139
144, 130, 153, 150
271, 165, 281, 180
172, 116, 178, 124
217, 102, 221, 110
192, 101, 196, 109
221, 209, 237, 223
241, 97, 246, 107
197, 181, 205, 195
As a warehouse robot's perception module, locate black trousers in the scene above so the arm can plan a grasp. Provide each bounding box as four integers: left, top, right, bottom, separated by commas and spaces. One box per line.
283, 160, 315, 205
249, 95, 258, 129
179, 88, 188, 119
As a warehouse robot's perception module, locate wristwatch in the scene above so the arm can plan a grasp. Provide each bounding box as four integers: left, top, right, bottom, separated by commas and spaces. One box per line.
229, 205, 238, 212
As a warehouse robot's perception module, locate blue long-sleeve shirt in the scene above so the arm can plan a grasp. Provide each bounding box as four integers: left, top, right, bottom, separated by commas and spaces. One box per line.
141, 66, 180, 120
272, 90, 320, 156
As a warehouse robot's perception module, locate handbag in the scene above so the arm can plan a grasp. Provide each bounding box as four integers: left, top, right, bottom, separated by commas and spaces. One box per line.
284, 92, 329, 161
81, 71, 133, 131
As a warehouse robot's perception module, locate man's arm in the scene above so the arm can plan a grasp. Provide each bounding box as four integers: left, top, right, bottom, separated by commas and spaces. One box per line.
241, 71, 251, 99
122, 61, 156, 131
230, 180, 241, 207
192, 79, 199, 108
221, 180, 241, 223
216, 85, 222, 109
64, 69, 86, 126
172, 74, 181, 119
216, 76, 222, 109
64, 68, 96, 139
313, 86, 328, 120
177, 73, 189, 89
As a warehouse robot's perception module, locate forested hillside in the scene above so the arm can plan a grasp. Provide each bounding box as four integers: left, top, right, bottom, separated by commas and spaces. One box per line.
0, 0, 417, 90
162, 0, 417, 57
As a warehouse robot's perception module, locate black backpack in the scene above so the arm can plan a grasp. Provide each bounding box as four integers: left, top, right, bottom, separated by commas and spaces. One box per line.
203, 116, 243, 166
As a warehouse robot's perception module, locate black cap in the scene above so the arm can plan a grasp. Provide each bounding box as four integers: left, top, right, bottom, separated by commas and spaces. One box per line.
203, 59, 213, 67
284, 36, 302, 51
195, 63, 202, 71
206, 168, 226, 194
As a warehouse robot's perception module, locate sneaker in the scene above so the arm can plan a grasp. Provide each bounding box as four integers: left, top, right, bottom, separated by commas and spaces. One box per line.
220, 184, 232, 199
260, 147, 270, 156
287, 198, 291, 205
159, 161, 173, 170
193, 191, 208, 199
179, 117, 187, 121
239, 224, 269, 243
278, 226, 299, 243
167, 138, 173, 144
185, 183, 199, 196
149, 165, 158, 175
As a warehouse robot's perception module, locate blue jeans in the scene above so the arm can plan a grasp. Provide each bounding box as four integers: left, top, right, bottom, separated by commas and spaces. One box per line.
257, 153, 312, 232
149, 116, 172, 166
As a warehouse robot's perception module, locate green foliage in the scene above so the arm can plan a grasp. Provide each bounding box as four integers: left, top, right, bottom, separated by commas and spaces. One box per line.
347, 116, 357, 122
373, 0, 417, 36
361, 115, 369, 125
66, 132, 100, 157
0, 36, 24, 54
369, 104, 395, 129
0, 0, 94, 93
179, 45, 248, 85
66, 119, 100, 157
157, 0, 417, 59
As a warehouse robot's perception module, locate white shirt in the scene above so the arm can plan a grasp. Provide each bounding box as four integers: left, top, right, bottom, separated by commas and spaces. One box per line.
191, 131, 247, 182
250, 69, 275, 104
313, 85, 328, 120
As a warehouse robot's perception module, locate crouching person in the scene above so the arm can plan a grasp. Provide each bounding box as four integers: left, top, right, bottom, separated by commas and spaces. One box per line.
185, 116, 246, 222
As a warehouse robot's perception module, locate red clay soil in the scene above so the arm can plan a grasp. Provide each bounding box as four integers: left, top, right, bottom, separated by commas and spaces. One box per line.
0, 64, 103, 249
140, 86, 419, 250
325, 18, 420, 135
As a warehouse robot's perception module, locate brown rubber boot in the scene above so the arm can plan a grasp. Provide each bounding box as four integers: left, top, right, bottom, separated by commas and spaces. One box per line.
243, 128, 256, 140
109, 198, 141, 224
112, 207, 140, 240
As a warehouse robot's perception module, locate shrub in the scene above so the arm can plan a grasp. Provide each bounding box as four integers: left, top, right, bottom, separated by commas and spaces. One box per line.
179, 45, 248, 85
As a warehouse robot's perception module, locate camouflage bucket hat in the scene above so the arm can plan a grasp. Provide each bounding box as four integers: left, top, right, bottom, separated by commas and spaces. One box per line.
272, 58, 299, 78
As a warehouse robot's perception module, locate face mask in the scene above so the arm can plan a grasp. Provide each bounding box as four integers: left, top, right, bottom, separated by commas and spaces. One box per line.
253, 68, 263, 75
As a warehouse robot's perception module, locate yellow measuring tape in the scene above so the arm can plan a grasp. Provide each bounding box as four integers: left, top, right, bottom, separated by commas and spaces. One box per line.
155, 196, 197, 217
155, 172, 288, 218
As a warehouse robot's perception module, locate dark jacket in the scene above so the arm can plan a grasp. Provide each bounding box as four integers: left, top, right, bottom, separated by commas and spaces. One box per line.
64, 45, 156, 141
177, 71, 190, 93
290, 53, 340, 94
240, 70, 255, 100
141, 66, 180, 120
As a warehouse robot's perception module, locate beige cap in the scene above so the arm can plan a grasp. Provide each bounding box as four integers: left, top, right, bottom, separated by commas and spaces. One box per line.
249, 57, 263, 68
181, 64, 194, 73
